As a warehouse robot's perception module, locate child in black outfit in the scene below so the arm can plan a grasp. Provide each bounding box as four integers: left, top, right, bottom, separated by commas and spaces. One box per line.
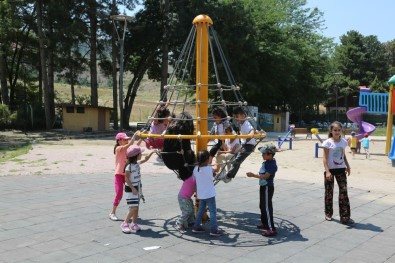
246, 143, 278, 237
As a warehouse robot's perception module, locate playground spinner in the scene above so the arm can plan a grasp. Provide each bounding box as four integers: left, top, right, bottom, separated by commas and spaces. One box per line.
138, 15, 266, 151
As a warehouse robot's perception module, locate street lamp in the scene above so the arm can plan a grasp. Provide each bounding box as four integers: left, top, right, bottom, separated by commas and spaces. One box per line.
111, 14, 132, 131
333, 72, 343, 120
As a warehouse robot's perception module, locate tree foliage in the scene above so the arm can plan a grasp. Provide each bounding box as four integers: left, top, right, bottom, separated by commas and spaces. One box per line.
0, 0, 394, 130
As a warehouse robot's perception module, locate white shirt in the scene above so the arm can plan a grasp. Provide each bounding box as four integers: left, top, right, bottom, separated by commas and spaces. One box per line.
193, 166, 216, 199
322, 138, 348, 169
125, 163, 141, 187
224, 138, 241, 153
240, 120, 256, 145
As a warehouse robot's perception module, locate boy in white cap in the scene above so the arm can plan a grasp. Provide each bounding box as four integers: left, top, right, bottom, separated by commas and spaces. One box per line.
246, 143, 278, 237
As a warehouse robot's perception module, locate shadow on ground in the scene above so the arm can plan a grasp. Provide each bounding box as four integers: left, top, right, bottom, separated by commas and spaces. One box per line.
138, 209, 308, 247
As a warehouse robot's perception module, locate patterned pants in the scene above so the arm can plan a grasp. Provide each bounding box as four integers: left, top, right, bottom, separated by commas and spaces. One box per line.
177, 194, 195, 228
324, 168, 350, 222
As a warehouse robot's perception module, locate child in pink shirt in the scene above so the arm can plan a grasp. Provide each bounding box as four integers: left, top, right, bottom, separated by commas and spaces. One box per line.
109, 132, 138, 221
175, 176, 196, 231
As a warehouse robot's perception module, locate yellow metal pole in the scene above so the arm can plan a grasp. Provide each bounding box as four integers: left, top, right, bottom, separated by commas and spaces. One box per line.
385, 83, 393, 155
193, 15, 213, 154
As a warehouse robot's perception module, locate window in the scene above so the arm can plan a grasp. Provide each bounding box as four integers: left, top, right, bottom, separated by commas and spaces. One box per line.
66, 106, 74, 113
76, 107, 85, 113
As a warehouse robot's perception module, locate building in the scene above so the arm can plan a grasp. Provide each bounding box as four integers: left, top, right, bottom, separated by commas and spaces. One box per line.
61, 104, 112, 132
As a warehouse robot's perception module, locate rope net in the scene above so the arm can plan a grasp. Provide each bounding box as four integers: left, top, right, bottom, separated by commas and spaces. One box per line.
138, 25, 265, 141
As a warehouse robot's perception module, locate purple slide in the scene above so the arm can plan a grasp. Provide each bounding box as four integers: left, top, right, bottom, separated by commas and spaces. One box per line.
346, 107, 376, 139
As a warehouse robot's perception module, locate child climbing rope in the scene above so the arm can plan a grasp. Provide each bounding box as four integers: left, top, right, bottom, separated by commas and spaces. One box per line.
161, 112, 196, 181
217, 106, 256, 183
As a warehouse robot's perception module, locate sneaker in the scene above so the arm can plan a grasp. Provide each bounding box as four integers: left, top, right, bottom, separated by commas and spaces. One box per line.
257, 223, 268, 230
120, 222, 131, 234
216, 170, 227, 180
222, 175, 232, 183
209, 229, 223, 237
131, 223, 141, 231
109, 213, 118, 221
174, 222, 185, 232
341, 218, 355, 225
263, 229, 277, 237
325, 215, 332, 221
192, 226, 205, 233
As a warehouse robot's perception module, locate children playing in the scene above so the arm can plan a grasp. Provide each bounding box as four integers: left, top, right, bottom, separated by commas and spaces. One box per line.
360, 133, 372, 159
192, 150, 222, 236
215, 124, 241, 173
208, 107, 228, 164
175, 175, 196, 231
109, 132, 138, 221
162, 112, 196, 181
138, 103, 171, 150
217, 106, 256, 183
120, 145, 155, 234
246, 143, 278, 237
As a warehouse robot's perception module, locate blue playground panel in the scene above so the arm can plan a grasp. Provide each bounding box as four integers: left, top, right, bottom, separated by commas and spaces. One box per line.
359, 93, 389, 114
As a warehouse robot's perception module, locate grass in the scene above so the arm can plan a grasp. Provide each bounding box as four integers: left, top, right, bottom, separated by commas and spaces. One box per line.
54, 79, 195, 123
55, 80, 165, 122
0, 144, 32, 163
373, 127, 387, 136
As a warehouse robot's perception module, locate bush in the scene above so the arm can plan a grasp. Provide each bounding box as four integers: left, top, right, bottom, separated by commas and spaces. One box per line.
0, 104, 15, 129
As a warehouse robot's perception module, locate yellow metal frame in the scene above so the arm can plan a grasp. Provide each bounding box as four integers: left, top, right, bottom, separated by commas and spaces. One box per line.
139, 133, 266, 140
193, 15, 212, 153
385, 83, 393, 155
138, 15, 267, 150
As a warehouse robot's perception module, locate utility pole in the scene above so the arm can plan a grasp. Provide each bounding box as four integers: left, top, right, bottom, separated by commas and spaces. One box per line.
160, 0, 169, 101
111, 15, 132, 130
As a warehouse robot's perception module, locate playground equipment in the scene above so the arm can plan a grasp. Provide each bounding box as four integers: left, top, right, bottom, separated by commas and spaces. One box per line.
346, 87, 377, 140
345, 76, 395, 166
387, 75, 395, 166
311, 128, 323, 143
136, 15, 267, 220
138, 15, 265, 149
277, 125, 294, 150
311, 128, 325, 158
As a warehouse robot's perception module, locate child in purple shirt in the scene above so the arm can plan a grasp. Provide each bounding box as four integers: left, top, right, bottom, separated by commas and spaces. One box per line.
175, 176, 196, 231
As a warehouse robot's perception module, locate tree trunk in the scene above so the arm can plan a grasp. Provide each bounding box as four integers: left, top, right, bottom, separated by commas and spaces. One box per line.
37, 59, 43, 105
88, 0, 98, 107
124, 73, 145, 129
124, 53, 155, 128
36, 0, 52, 129
111, 0, 118, 129
47, 41, 55, 122
0, 48, 9, 105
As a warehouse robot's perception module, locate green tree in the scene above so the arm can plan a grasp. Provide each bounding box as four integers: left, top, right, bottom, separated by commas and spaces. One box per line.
334, 30, 387, 92
384, 40, 395, 78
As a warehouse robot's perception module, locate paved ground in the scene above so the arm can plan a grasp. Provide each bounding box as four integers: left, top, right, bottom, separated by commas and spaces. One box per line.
0, 132, 395, 262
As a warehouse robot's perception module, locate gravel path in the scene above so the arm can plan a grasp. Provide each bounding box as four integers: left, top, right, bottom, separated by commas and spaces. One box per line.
1, 134, 394, 194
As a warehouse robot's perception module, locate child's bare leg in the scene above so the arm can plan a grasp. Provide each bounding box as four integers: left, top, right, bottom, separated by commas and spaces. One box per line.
131, 207, 139, 224
124, 208, 133, 224
111, 205, 117, 215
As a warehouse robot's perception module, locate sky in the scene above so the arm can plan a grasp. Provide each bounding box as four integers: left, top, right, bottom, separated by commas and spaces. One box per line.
306, 0, 394, 43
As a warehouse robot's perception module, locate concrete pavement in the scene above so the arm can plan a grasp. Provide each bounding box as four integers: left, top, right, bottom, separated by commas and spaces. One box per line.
1, 157, 395, 263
